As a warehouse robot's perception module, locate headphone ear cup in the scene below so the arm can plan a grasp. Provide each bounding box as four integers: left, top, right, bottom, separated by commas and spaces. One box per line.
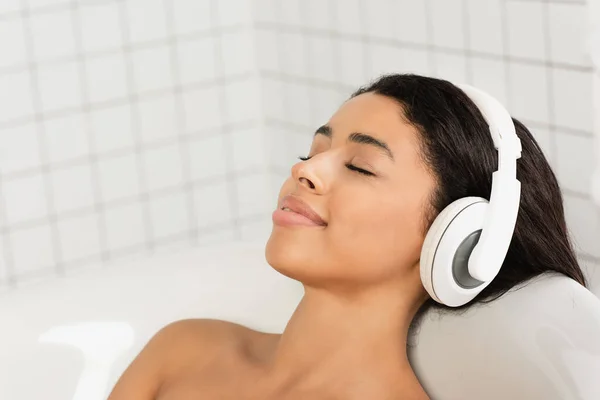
420, 197, 490, 306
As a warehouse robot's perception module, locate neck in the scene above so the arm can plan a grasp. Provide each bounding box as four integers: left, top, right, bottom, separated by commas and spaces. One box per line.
257, 275, 429, 399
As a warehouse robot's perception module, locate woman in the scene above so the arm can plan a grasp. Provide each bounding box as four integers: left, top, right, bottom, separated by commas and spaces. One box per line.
108, 74, 587, 399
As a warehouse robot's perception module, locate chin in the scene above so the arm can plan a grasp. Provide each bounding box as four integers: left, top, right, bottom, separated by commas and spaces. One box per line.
265, 225, 325, 282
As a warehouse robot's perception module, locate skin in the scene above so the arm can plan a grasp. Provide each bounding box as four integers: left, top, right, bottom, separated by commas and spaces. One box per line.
259, 92, 436, 398
108, 92, 435, 400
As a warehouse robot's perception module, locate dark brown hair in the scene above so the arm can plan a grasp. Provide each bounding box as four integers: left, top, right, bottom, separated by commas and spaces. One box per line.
352, 73, 587, 311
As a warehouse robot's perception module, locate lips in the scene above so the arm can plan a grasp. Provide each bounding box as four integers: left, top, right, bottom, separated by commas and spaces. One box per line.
279, 195, 327, 226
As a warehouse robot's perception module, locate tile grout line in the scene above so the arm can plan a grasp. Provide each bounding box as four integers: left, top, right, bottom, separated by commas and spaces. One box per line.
0, 73, 253, 132
210, 0, 242, 240
162, 0, 199, 246
542, 0, 559, 169
2, 165, 268, 235
20, 0, 64, 278
462, 0, 474, 84
423, 0, 437, 76
0, 173, 16, 287
71, 0, 110, 265
116, 0, 156, 253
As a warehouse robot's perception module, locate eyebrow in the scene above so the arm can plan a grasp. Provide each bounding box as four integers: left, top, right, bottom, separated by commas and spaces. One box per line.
314, 125, 395, 161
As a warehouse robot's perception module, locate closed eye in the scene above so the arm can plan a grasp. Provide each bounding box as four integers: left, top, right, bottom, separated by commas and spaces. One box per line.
298, 156, 375, 177
345, 163, 375, 176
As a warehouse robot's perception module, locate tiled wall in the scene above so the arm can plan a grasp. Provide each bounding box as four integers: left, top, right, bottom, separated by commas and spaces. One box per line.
0, 0, 275, 290
1, 0, 598, 294
254, 0, 600, 295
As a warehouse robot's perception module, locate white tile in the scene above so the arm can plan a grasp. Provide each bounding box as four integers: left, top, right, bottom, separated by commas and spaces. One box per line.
0, 239, 7, 284
581, 258, 600, 298
37, 62, 82, 113
177, 38, 216, 85
104, 201, 146, 250
555, 133, 595, 195
11, 224, 55, 276
391, 0, 428, 44
0, 18, 27, 69
142, 143, 184, 192
0, 0, 20, 14
26, 0, 68, 9
283, 81, 310, 126
138, 95, 179, 145
0, 123, 40, 175
529, 126, 553, 163
548, 4, 590, 66
153, 233, 192, 255
148, 190, 190, 239
90, 104, 135, 154
30, 9, 76, 61
125, 0, 167, 44
564, 195, 600, 258
279, 32, 306, 77
255, 29, 278, 72
262, 78, 284, 121
252, 0, 277, 24
279, 0, 302, 26
363, 0, 394, 39
188, 135, 228, 181
236, 173, 274, 217
194, 181, 233, 228
304, 0, 330, 30
0, 71, 34, 124
268, 171, 286, 202
370, 43, 404, 78
239, 217, 272, 243
97, 153, 140, 202
466, 0, 503, 55
221, 31, 255, 76
306, 35, 336, 82
80, 2, 122, 52
552, 69, 593, 132
172, 0, 212, 35
3, 174, 48, 226
430, 0, 465, 50
225, 79, 260, 124
231, 127, 266, 173
506, 2, 545, 61
132, 45, 174, 94
57, 213, 101, 264
50, 164, 95, 214
471, 57, 508, 107
182, 86, 222, 133
310, 86, 345, 128
216, 0, 250, 27
509, 63, 548, 123
196, 227, 235, 245
433, 53, 468, 83
336, 38, 366, 87
398, 48, 431, 76
266, 126, 294, 170
86, 55, 128, 104
45, 114, 89, 164
332, 0, 361, 35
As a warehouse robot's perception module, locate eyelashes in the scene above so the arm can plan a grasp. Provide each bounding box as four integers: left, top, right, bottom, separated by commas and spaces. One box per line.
297, 156, 375, 177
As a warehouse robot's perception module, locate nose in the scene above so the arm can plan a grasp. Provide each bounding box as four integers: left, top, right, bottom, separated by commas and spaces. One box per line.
291, 158, 325, 193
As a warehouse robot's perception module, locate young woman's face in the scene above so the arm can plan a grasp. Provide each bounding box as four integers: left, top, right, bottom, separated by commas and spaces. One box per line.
266, 92, 437, 290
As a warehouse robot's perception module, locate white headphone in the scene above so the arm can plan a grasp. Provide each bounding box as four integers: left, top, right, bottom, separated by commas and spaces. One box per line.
420, 84, 523, 307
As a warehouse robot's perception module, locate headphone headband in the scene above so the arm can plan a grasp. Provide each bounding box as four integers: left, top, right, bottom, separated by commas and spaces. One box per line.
455, 84, 522, 282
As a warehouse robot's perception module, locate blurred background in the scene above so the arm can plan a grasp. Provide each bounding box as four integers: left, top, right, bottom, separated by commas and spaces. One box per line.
0, 0, 598, 295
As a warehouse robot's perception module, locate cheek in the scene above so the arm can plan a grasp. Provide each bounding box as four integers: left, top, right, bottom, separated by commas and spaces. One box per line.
330, 192, 424, 264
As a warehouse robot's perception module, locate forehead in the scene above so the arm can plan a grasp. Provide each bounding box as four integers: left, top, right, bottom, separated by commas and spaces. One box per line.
327, 92, 421, 158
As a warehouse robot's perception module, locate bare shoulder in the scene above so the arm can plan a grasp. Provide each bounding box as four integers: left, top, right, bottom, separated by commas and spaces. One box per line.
107, 318, 262, 400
